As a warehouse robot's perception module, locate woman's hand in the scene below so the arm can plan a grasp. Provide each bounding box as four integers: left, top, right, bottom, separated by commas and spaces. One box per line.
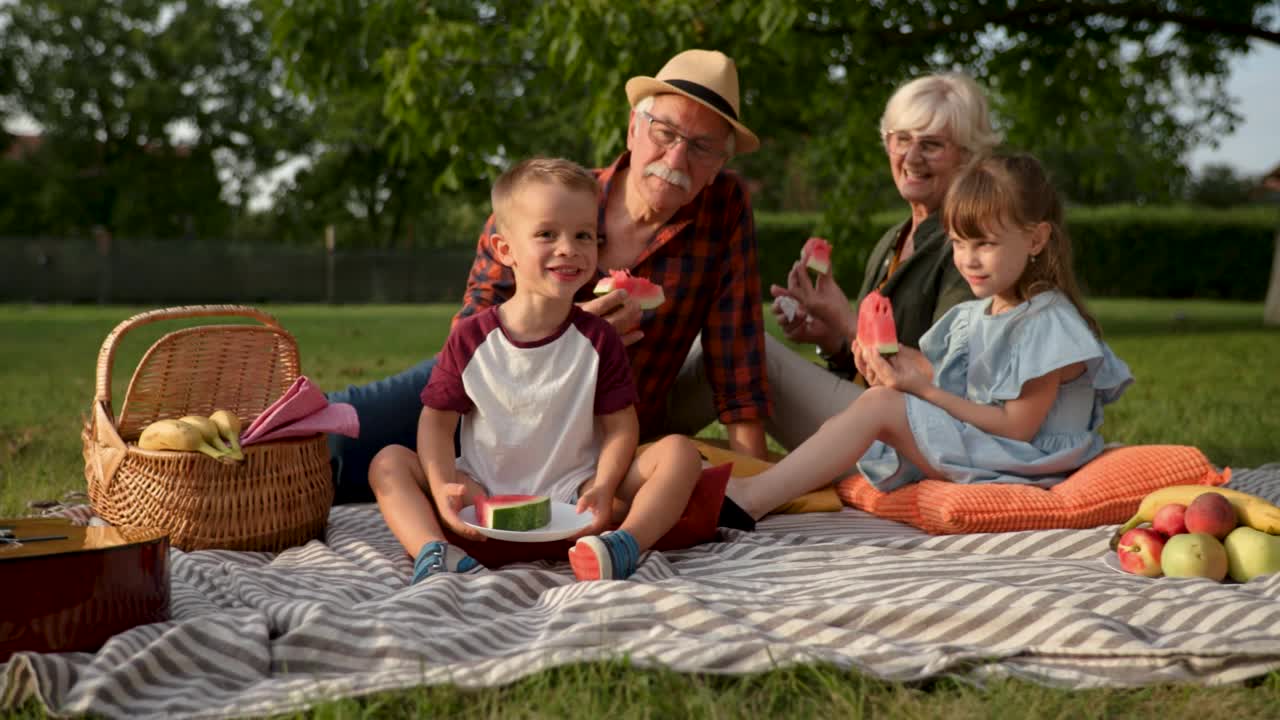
574, 482, 614, 538
580, 290, 644, 345
863, 347, 934, 396
770, 285, 841, 348
439, 482, 487, 542
784, 261, 856, 348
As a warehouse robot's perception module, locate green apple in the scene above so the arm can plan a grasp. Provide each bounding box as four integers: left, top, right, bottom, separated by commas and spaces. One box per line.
1222, 526, 1280, 582
1161, 532, 1228, 582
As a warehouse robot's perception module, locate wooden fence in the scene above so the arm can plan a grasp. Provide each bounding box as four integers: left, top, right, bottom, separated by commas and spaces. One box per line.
1, 237, 476, 304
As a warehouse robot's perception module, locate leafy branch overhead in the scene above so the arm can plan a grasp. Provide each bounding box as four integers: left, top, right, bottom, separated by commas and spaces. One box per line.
264, 1, 1277, 235
0, 0, 312, 238
2, 0, 1276, 246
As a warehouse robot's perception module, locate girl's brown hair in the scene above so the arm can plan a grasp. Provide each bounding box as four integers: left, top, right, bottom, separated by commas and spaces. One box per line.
942, 153, 1101, 336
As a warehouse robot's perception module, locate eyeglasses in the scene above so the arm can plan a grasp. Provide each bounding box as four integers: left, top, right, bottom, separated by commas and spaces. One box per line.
638, 111, 730, 165
884, 131, 953, 160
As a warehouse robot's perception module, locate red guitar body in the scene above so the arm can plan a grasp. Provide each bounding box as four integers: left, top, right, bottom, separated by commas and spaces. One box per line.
0, 518, 169, 662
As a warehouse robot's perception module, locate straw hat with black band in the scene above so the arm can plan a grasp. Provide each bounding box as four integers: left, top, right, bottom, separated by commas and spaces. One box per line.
624, 49, 760, 155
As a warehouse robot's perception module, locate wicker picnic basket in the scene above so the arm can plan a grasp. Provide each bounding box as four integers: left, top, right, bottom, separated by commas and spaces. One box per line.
82, 305, 334, 552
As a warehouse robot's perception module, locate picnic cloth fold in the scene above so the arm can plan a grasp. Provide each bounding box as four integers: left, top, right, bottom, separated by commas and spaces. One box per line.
241, 376, 358, 446
4, 464, 1280, 719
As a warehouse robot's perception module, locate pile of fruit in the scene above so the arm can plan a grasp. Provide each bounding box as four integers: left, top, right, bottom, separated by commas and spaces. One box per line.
136, 410, 244, 463
1110, 486, 1280, 582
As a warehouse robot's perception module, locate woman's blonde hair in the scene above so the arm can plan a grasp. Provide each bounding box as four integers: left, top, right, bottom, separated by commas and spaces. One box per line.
943, 153, 1101, 337
879, 73, 1002, 156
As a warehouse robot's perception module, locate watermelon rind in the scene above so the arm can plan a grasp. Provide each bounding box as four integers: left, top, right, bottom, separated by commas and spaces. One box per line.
634, 287, 664, 310
481, 496, 552, 531
592, 270, 664, 309
802, 237, 832, 275
805, 256, 830, 274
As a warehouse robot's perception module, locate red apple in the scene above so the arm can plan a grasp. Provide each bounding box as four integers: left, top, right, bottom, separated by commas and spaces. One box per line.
1184, 492, 1237, 540
1152, 503, 1188, 537
1116, 528, 1166, 577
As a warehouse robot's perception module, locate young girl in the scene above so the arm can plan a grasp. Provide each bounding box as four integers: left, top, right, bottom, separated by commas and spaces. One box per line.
727, 153, 1133, 518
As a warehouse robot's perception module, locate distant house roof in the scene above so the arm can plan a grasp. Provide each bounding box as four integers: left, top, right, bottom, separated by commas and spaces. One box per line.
3, 132, 194, 161
3, 133, 43, 161
1266, 163, 1280, 192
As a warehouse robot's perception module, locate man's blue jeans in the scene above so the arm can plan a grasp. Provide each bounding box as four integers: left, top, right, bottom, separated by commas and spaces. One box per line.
326, 357, 442, 504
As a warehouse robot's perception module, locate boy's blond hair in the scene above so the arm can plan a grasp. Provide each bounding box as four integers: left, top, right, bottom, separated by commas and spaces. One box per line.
491, 157, 600, 234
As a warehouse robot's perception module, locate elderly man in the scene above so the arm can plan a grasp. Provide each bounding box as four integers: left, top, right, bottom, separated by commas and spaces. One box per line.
328, 49, 770, 517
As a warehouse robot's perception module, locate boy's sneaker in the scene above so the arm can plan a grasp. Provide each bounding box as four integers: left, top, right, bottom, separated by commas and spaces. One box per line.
569, 529, 640, 581
412, 540, 482, 584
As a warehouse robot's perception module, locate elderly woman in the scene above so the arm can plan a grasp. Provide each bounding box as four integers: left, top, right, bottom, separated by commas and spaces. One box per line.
712, 72, 1001, 523
761, 73, 1000, 444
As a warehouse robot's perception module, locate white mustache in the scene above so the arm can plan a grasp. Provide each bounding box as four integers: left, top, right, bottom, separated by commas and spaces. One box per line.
643, 162, 692, 190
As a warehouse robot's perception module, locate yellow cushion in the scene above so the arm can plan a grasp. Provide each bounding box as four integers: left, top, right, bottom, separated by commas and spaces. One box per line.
690, 438, 842, 514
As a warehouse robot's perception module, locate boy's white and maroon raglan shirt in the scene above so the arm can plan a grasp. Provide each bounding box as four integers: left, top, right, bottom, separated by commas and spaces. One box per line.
422, 305, 637, 503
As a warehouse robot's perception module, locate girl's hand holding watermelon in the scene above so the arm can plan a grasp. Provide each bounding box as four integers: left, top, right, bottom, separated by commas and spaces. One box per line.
859, 347, 934, 395
855, 340, 936, 386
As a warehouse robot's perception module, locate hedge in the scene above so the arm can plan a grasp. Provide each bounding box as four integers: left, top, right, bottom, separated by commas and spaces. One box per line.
756, 205, 1278, 300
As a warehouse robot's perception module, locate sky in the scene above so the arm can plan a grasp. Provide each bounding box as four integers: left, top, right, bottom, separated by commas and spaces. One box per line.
1185, 40, 1280, 176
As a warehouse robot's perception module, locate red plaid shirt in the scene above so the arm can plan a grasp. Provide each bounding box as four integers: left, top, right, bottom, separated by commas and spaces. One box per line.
454, 152, 770, 438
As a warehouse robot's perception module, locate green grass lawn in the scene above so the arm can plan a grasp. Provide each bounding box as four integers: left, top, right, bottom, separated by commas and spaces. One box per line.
2, 299, 1279, 718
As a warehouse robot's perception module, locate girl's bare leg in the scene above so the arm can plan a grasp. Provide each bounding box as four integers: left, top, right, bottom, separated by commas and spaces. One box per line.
726, 387, 945, 520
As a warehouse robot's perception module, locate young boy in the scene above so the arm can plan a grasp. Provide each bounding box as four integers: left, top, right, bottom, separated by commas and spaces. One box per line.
368, 157, 702, 583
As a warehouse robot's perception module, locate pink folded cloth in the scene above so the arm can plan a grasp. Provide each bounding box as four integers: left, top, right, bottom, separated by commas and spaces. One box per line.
241, 376, 360, 446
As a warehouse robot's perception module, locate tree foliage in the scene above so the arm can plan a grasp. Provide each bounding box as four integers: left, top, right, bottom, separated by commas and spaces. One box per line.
0, 0, 308, 238
2, 1, 1276, 245
266, 0, 1278, 245
1188, 162, 1261, 207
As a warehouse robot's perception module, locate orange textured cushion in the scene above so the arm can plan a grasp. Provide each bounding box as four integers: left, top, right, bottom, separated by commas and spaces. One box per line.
836, 445, 1229, 534
835, 475, 925, 527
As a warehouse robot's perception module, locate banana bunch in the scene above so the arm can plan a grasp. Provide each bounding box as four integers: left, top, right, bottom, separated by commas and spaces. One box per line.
137, 410, 245, 463
1110, 485, 1280, 549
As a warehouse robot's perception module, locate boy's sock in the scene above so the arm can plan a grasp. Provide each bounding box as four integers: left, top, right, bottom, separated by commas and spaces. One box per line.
411, 540, 482, 584
569, 529, 641, 581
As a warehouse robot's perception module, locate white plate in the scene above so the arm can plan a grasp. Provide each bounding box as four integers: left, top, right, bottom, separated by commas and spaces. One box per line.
1100, 552, 1132, 576
459, 501, 593, 542
1100, 552, 1161, 579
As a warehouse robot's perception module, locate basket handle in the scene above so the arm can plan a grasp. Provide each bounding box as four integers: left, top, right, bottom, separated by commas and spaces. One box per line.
93, 305, 285, 415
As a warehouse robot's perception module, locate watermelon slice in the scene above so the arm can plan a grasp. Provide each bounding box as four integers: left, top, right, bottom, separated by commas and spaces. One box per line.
474, 494, 552, 531
802, 237, 832, 275
592, 269, 666, 310
856, 290, 899, 356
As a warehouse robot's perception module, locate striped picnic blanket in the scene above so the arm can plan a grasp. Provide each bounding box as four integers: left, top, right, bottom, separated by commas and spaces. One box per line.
5, 465, 1280, 719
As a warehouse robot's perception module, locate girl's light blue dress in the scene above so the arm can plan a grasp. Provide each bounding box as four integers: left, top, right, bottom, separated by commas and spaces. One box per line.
858, 291, 1133, 492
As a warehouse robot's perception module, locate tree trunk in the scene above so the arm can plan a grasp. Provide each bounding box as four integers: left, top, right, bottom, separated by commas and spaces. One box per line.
1266, 231, 1280, 327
